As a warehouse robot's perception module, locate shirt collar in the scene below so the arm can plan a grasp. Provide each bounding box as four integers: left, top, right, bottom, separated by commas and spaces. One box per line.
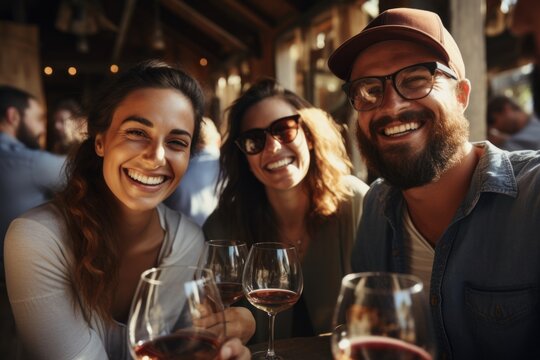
377, 141, 518, 221
469, 141, 517, 197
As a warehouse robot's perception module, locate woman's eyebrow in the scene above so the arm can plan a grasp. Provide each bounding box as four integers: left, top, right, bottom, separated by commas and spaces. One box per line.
121, 115, 153, 127
170, 129, 192, 138
121, 115, 192, 138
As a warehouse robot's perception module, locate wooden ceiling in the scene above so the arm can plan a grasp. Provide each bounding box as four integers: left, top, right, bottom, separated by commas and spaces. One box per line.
0, 0, 341, 108
0, 0, 530, 106
0, 0, 334, 77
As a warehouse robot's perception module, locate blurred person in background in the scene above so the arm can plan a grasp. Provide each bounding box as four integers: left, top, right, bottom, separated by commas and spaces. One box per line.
0, 85, 66, 359
49, 98, 87, 154
487, 95, 540, 150
203, 78, 368, 342
510, 0, 540, 116
164, 117, 221, 226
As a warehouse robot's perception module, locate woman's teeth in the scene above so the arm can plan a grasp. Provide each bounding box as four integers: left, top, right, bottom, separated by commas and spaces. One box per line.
384, 122, 420, 136
127, 169, 165, 185
267, 157, 293, 170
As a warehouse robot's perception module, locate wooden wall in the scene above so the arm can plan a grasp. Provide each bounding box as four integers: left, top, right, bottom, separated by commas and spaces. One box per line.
0, 21, 44, 104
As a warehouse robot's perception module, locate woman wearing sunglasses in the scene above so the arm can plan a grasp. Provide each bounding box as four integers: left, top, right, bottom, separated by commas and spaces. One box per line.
203, 78, 369, 341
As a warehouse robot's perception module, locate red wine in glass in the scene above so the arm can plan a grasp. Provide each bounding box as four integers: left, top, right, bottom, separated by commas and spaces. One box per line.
216, 282, 244, 306
246, 288, 300, 314
243, 242, 303, 360
198, 240, 248, 307
331, 273, 437, 360
134, 330, 221, 360
344, 336, 433, 360
128, 266, 226, 360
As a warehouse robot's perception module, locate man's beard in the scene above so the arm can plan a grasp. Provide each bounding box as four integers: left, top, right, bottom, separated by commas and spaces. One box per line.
17, 119, 42, 149
356, 108, 469, 190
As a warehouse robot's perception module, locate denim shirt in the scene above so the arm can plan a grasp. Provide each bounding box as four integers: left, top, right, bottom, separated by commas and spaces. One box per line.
0, 132, 66, 270
351, 142, 540, 359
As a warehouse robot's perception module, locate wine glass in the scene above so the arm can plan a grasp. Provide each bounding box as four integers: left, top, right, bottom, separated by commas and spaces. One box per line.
331, 272, 436, 360
242, 242, 303, 360
128, 265, 226, 360
197, 240, 248, 307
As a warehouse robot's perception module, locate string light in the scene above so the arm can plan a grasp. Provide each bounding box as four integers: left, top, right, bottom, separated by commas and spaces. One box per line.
68, 66, 77, 76
110, 64, 119, 73
43, 66, 53, 75
199, 58, 208, 67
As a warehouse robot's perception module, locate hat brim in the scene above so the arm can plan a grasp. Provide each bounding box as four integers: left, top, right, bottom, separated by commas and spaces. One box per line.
328, 25, 451, 80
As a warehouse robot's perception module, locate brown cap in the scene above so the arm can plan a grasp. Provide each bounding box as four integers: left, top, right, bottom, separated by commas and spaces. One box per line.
328, 8, 465, 81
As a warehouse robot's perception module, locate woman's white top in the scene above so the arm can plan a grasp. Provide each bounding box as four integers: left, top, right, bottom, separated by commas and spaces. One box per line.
4, 203, 204, 359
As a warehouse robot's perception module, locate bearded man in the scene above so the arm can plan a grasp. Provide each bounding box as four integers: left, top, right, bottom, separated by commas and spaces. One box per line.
329, 8, 540, 359
0, 85, 66, 357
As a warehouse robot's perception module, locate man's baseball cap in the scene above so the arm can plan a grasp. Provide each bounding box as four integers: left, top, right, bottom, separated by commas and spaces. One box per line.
328, 8, 465, 81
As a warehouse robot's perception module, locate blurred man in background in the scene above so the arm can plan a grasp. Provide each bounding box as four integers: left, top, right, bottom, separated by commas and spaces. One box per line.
487, 95, 540, 150
0, 85, 66, 357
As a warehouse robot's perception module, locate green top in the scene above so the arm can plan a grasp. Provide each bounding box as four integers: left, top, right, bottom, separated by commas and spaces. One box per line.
203, 175, 368, 342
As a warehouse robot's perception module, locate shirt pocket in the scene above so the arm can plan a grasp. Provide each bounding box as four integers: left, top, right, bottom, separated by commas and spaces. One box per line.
464, 283, 539, 359
465, 284, 536, 325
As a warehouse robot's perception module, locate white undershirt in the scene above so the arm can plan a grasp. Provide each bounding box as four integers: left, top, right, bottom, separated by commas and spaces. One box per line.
403, 207, 435, 293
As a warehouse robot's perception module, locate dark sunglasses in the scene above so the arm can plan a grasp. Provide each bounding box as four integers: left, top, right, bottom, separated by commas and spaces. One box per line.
235, 114, 301, 155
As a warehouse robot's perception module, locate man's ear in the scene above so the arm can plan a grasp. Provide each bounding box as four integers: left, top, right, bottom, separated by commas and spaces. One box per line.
5, 107, 21, 126
95, 134, 104, 157
456, 79, 471, 111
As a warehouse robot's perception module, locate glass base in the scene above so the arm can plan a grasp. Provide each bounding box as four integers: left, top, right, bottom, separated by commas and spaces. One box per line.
251, 350, 283, 360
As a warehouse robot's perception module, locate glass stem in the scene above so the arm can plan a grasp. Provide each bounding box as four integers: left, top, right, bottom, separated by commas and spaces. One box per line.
266, 312, 276, 358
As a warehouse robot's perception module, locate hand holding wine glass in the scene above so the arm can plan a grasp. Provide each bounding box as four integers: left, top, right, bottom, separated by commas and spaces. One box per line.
331, 272, 436, 360
198, 240, 248, 307
243, 242, 303, 360
128, 265, 226, 360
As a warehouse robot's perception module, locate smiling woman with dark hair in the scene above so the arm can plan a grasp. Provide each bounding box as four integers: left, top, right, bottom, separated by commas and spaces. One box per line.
203, 78, 368, 342
4, 60, 254, 359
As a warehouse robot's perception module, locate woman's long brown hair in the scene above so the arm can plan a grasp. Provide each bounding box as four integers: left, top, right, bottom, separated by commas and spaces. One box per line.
215, 78, 353, 245
54, 60, 204, 322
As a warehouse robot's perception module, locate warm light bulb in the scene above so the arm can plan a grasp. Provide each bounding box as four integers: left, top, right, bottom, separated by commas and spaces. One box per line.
289, 44, 299, 61
68, 67, 77, 76
199, 58, 208, 67
44, 66, 53, 75
110, 64, 119, 73
316, 32, 326, 49
228, 74, 241, 86
218, 77, 227, 89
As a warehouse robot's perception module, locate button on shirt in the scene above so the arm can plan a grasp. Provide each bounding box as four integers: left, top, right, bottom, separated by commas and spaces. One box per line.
0, 132, 66, 271
351, 141, 540, 359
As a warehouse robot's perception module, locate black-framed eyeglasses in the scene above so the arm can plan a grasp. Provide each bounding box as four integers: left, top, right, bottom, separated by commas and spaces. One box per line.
342, 61, 458, 112
235, 114, 300, 155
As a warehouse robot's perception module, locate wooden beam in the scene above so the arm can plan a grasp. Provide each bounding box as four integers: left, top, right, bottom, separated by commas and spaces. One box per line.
219, 0, 272, 31
112, 0, 137, 63
162, 21, 220, 63
160, 0, 248, 51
